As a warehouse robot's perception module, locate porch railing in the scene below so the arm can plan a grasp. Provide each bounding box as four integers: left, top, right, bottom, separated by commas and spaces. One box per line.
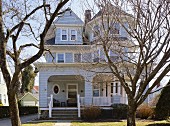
48, 94, 53, 118
80, 96, 127, 106
77, 94, 81, 118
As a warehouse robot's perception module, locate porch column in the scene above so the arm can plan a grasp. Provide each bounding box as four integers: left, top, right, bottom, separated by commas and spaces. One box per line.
84, 77, 93, 105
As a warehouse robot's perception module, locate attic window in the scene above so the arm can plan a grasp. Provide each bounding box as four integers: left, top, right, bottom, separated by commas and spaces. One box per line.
110, 23, 120, 35
70, 30, 76, 40
61, 29, 67, 40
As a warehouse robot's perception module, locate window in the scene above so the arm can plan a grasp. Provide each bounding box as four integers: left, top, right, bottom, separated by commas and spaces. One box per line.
93, 85, 100, 97
93, 25, 100, 38
115, 83, 118, 93
53, 85, 60, 94
93, 50, 99, 62
70, 30, 76, 40
111, 83, 113, 93
57, 53, 64, 63
74, 53, 81, 62
61, 29, 67, 40
110, 23, 120, 35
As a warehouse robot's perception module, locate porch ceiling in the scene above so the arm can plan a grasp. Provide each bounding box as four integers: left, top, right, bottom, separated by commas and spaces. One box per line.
48, 75, 84, 82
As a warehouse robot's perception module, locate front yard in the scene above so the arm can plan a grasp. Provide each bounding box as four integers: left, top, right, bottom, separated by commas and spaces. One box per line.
71, 120, 170, 126
21, 120, 170, 126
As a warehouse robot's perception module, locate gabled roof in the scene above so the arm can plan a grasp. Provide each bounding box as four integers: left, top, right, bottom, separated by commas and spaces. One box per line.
54, 8, 84, 25
19, 92, 39, 101
33, 86, 39, 92
91, 4, 133, 21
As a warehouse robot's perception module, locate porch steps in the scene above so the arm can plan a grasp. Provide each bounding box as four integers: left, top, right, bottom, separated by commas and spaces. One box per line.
51, 109, 80, 120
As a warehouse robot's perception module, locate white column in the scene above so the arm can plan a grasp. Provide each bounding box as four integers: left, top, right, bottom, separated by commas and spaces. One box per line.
84, 76, 93, 105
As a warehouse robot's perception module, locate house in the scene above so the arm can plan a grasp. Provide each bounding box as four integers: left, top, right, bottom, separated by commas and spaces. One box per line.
19, 92, 39, 106
32, 86, 39, 94
34, 6, 132, 118
0, 70, 9, 106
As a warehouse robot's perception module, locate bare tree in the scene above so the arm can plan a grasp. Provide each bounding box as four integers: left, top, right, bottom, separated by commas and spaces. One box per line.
0, 0, 70, 126
84, 0, 170, 126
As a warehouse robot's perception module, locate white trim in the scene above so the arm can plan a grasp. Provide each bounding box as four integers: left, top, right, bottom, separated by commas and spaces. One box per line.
73, 53, 82, 63
52, 84, 60, 95
66, 83, 78, 99
70, 29, 77, 41
60, 28, 68, 41
57, 53, 65, 63
19, 92, 38, 101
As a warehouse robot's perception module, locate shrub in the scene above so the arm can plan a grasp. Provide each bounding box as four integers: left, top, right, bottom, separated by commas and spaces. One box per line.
111, 103, 128, 119
136, 104, 154, 119
83, 105, 101, 121
0, 106, 38, 118
155, 81, 170, 120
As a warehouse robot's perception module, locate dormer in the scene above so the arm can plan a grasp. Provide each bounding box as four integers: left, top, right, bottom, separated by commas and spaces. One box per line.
52, 9, 84, 45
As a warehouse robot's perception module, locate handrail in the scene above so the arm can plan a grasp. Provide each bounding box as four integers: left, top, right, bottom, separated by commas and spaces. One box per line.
77, 94, 81, 118
48, 94, 53, 118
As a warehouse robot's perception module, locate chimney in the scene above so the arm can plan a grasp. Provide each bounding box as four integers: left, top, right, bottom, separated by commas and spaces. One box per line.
85, 10, 91, 24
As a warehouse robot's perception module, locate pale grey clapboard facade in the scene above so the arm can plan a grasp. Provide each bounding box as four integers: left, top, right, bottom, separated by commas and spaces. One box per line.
35, 8, 130, 110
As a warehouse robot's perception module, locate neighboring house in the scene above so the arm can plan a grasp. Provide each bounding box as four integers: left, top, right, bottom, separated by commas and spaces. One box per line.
34, 7, 133, 118
0, 71, 9, 106
32, 86, 39, 94
19, 92, 39, 106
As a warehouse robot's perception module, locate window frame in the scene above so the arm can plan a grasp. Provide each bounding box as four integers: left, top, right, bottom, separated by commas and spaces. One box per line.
61, 29, 68, 41
93, 84, 100, 97
74, 53, 82, 63
53, 84, 60, 95
93, 24, 100, 39
109, 22, 120, 35
70, 29, 77, 41
57, 53, 65, 63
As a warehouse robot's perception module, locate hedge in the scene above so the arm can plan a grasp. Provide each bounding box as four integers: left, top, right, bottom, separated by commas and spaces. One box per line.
0, 106, 38, 118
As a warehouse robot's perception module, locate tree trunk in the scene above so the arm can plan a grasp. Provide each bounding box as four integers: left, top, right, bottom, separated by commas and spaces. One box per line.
127, 104, 136, 126
8, 90, 21, 126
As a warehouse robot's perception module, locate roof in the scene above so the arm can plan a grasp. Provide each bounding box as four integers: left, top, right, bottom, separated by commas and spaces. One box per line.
54, 8, 84, 25
33, 86, 39, 92
19, 92, 39, 101
91, 4, 133, 20
45, 37, 55, 45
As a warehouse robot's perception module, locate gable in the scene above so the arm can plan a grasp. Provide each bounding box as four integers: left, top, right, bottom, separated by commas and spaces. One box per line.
20, 92, 39, 101
54, 9, 84, 25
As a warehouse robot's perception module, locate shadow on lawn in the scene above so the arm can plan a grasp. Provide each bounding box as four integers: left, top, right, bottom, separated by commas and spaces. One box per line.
147, 123, 170, 126
83, 119, 122, 122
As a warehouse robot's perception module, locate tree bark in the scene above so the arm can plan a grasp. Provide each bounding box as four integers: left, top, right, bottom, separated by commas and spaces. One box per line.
8, 90, 21, 126
127, 103, 137, 126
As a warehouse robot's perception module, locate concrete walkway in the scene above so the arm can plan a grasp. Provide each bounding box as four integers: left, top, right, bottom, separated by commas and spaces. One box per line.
55, 120, 71, 126
0, 114, 38, 126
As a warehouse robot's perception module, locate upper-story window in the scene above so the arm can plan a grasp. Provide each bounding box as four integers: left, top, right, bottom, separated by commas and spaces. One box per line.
93, 25, 100, 38
57, 53, 64, 63
61, 29, 68, 41
74, 53, 81, 62
70, 30, 77, 41
110, 22, 120, 35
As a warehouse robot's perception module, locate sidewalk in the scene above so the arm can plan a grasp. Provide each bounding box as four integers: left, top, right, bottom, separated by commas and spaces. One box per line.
0, 114, 38, 126
55, 120, 71, 126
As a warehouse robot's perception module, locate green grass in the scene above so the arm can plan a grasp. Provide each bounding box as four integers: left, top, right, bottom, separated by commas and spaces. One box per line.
71, 120, 170, 126
22, 122, 55, 126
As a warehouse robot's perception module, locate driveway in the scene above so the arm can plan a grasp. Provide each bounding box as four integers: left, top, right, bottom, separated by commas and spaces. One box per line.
0, 114, 38, 126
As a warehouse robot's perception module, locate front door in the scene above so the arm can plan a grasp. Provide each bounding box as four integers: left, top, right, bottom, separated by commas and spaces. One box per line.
67, 84, 78, 99
67, 84, 78, 107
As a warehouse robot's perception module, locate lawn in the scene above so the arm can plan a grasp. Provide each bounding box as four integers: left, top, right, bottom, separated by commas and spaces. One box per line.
71, 120, 170, 126
22, 122, 55, 126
